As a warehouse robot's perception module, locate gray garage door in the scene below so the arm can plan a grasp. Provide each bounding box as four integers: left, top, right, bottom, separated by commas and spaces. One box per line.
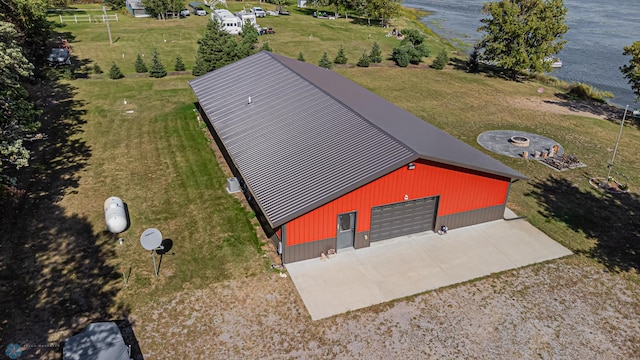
369, 196, 438, 242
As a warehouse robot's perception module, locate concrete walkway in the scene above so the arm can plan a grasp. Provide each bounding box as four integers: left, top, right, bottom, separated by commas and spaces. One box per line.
285, 217, 572, 320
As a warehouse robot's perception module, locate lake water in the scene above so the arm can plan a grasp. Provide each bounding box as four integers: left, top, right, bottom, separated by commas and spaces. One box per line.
405, 0, 640, 108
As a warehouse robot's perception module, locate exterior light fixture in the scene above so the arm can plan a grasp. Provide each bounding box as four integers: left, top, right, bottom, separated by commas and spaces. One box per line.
407, 162, 416, 170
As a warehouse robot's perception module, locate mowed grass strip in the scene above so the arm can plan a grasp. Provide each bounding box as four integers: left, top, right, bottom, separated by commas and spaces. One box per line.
63, 77, 265, 306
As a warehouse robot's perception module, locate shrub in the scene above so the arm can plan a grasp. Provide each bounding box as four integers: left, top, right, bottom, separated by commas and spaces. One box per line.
334, 46, 348, 64
134, 54, 148, 73
568, 82, 613, 103
61, 67, 75, 80
174, 56, 186, 71
401, 29, 425, 46
391, 47, 410, 67
357, 51, 370, 67
297, 51, 305, 62
108, 63, 123, 79
93, 63, 103, 74
261, 41, 272, 52
432, 49, 448, 70
369, 42, 382, 63
318, 52, 332, 69
415, 43, 430, 58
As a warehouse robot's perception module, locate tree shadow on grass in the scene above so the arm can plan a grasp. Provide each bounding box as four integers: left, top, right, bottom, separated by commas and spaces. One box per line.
0, 79, 129, 358
549, 93, 633, 125
526, 175, 640, 273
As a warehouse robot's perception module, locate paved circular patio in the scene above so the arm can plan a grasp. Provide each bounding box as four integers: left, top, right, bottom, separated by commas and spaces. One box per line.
477, 130, 564, 158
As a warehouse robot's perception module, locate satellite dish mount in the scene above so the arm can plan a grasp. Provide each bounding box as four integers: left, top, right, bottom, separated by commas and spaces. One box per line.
140, 228, 163, 277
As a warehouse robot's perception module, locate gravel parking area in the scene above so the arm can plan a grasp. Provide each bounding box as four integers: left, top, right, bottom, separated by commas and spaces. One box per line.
136, 257, 640, 359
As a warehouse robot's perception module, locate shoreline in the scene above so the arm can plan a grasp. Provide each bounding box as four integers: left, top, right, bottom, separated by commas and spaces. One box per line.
400, 3, 635, 111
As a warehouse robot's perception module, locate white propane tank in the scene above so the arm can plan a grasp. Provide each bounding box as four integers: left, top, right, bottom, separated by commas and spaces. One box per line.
104, 196, 128, 233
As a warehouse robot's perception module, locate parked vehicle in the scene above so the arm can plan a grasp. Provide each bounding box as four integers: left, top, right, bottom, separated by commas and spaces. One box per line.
212, 9, 243, 34
251, 7, 266, 17
277, 6, 290, 15
180, 8, 190, 16
47, 48, 71, 67
189, 2, 207, 15
235, 10, 257, 25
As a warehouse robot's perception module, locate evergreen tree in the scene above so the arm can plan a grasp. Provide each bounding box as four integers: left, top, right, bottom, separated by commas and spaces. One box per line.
391, 46, 409, 67
478, 0, 568, 79
238, 20, 259, 58
357, 51, 370, 67
297, 51, 306, 62
149, 48, 167, 78
467, 45, 480, 73
260, 41, 272, 52
193, 19, 237, 76
174, 56, 185, 71
333, 45, 348, 64
369, 42, 382, 63
431, 49, 448, 70
621, 41, 640, 101
134, 54, 148, 73
93, 63, 103, 74
318, 52, 333, 69
109, 62, 124, 79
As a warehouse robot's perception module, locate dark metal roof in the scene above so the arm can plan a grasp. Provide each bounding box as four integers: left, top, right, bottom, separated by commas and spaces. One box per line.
190, 51, 527, 227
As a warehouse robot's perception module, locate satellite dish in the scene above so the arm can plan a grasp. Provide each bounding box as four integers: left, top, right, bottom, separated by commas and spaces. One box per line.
140, 228, 162, 250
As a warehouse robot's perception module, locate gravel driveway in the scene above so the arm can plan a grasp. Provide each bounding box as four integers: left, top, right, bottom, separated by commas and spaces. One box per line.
136, 257, 640, 359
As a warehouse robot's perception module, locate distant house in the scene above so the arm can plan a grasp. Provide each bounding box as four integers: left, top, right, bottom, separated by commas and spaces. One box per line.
126, 0, 149, 17
298, 0, 307, 8
190, 51, 527, 264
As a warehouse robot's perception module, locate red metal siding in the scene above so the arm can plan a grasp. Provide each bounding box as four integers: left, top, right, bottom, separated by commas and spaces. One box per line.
285, 159, 510, 246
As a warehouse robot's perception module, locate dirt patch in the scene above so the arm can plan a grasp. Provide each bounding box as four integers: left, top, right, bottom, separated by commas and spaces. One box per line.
507, 96, 625, 121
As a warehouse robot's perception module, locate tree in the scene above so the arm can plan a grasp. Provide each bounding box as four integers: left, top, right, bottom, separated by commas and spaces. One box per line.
621, 41, 640, 101
238, 21, 259, 58
369, 42, 382, 63
368, 0, 401, 27
0, 0, 51, 67
357, 51, 370, 67
392, 29, 430, 66
109, 63, 124, 79
134, 54, 148, 73
260, 42, 272, 52
318, 52, 333, 69
334, 45, 348, 64
0, 21, 41, 185
143, 0, 183, 19
174, 56, 185, 71
477, 0, 569, 80
105, 0, 126, 11
432, 49, 448, 70
297, 52, 306, 62
467, 45, 481, 73
193, 19, 237, 76
149, 48, 167, 78
93, 63, 103, 74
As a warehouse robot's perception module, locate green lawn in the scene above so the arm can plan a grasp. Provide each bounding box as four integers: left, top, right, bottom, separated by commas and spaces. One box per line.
47, 1, 640, 304
3, 3, 638, 355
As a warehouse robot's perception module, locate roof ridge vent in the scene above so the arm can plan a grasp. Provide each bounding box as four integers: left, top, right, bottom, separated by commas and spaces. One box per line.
248, 96, 252, 105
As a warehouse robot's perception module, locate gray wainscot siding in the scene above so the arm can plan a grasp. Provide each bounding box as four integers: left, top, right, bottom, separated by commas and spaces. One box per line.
435, 204, 506, 230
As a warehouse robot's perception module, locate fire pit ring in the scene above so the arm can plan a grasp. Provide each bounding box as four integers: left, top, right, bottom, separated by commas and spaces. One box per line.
510, 136, 530, 147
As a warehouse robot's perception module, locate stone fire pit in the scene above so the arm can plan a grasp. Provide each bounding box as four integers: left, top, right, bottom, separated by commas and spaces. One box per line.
510, 136, 530, 147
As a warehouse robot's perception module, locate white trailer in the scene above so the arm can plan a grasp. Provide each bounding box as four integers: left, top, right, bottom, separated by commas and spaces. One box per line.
212, 9, 243, 34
